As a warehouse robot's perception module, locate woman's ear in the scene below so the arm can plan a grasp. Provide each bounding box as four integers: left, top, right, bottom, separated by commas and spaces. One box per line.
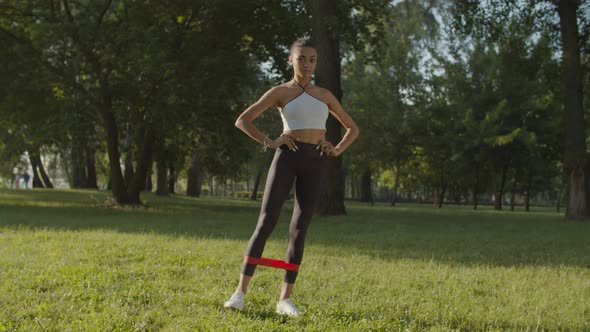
288, 55, 293, 65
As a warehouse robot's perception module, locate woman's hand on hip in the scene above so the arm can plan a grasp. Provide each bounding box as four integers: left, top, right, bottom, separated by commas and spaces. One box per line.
317, 140, 341, 157
271, 134, 300, 151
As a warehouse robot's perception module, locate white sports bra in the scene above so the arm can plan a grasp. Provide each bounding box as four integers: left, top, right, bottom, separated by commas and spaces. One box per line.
279, 82, 329, 131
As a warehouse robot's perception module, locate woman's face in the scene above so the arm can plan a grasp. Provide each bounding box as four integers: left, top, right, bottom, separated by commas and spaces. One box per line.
289, 46, 318, 79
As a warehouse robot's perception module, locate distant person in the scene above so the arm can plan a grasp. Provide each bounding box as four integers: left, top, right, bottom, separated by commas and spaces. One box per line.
23, 172, 30, 189
13, 167, 20, 189
225, 38, 360, 317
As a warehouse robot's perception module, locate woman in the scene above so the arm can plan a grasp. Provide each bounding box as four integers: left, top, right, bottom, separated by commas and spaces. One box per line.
225, 38, 359, 317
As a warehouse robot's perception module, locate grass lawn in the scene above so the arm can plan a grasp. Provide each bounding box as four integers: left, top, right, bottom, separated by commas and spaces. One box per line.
0, 189, 588, 331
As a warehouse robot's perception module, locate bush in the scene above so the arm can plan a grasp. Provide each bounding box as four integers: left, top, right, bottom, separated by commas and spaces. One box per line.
233, 191, 263, 199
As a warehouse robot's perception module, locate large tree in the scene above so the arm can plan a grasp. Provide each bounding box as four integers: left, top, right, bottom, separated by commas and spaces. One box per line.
311, 0, 347, 215
556, 0, 588, 219
310, 0, 389, 214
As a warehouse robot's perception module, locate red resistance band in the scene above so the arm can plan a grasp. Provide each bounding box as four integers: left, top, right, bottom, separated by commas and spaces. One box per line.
244, 256, 299, 272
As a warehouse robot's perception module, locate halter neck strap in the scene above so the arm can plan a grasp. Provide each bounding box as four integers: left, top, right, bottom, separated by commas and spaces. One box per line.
293, 79, 311, 90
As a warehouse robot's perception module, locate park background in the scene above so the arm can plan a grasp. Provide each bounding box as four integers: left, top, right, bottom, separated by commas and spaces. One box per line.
1, 0, 590, 331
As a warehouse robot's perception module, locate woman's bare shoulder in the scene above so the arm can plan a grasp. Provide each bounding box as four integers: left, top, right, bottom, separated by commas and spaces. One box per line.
313, 86, 334, 97
255, 84, 285, 100
306, 85, 335, 104
264, 83, 292, 96
255, 83, 292, 108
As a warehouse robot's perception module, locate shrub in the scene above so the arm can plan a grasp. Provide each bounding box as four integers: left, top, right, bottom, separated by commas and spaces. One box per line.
232, 191, 263, 199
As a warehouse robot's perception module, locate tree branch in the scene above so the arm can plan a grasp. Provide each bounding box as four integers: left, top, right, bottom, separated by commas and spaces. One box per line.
97, 0, 113, 28
50, 0, 56, 19
62, 0, 74, 23
422, 0, 435, 18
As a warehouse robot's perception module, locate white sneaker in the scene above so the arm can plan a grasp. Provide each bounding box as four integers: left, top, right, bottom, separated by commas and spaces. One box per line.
276, 298, 303, 317
223, 291, 245, 311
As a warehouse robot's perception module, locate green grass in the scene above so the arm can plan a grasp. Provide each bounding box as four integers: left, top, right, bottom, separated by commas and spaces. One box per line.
0, 189, 589, 331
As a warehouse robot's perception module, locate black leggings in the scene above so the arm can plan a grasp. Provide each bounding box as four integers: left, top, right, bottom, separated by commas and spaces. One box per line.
242, 141, 328, 283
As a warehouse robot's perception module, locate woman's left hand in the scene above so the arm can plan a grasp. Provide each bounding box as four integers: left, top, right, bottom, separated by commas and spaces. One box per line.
317, 140, 341, 157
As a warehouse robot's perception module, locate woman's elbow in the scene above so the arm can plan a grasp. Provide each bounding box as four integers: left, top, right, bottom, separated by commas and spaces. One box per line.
351, 125, 360, 138
235, 116, 247, 129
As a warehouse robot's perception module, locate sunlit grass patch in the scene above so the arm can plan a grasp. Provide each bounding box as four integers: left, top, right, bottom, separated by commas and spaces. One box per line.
0, 189, 588, 331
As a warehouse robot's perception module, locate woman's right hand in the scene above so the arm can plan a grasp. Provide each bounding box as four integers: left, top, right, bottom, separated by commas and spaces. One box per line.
270, 134, 300, 151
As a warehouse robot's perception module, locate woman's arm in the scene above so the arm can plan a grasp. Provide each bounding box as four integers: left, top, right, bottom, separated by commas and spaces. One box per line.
235, 87, 299, 151
321, 90, 360, 156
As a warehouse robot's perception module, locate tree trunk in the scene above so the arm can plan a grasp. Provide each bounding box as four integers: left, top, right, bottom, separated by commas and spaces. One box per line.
472, 163, 479, 210
311, 0, 346, 216
251, 166, 263, 200
355, 175, 361, 200
360, 168, 373, 203
156, 157, 168, 196
126, 127, 155, 203
187, 148, 202, 197
510, 177, 516, 211
209, 175, 214, 196
566, 162, 587, 217
342, 163, 349, 200
246, 165, 250, 193
525, 167, 533, 212
29, 149, 54, 188
494, 164, 509, 210
557, 172, 566, 213
71, 144, 86, 189
168, 163, 176, 194
29, 154, 44, 188
144, 162, 153, 192
557, 0, 588, 220
123, 131, 135, 187
437, 172, 446, 209
85, 145, 98, 189
37, 158, 53, 189
391, 160, 401, 206
450, 184, 461, 205
124, 156, 134, 186
101, 89, 131, 204
349, 174, 356, 200
223, 177, 227, 197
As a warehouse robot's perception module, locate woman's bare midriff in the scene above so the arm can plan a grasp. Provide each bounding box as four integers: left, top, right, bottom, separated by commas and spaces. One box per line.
282, 129, 327, 145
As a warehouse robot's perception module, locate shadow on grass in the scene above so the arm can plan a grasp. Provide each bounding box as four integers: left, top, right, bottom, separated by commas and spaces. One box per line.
242, 309, 285, 320
233, 305, 563, 331
1, 189, 588, 269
